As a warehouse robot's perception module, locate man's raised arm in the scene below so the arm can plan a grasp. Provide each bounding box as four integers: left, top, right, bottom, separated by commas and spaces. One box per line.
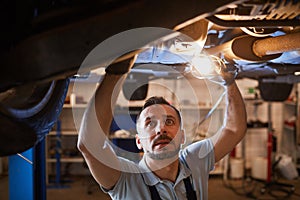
212, 81, 247, 162
77, 57, 135, 189
210, 65, 247, 163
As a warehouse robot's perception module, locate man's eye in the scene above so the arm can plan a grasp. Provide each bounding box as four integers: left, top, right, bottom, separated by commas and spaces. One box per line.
146, 121, 156, 128
165, 118, 175, 126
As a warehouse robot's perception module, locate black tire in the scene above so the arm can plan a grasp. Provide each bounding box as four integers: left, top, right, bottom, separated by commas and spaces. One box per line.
21, 79, 70, 141
0, 79, 69, 156
0, 112, 37, 156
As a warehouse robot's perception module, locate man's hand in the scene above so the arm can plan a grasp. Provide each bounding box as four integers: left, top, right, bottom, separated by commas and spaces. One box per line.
215, 62, 238, 86
105, 54, 137, 75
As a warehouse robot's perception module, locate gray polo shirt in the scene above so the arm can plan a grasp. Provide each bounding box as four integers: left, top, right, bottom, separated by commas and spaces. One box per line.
102, 138, 215, 200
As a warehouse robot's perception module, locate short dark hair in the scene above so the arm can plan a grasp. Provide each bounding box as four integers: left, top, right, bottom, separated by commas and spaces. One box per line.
139, 96, 182, 126
142, 96, 171, 109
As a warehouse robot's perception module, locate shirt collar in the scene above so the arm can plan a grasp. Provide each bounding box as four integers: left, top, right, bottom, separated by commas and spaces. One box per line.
138, 154, 192, 186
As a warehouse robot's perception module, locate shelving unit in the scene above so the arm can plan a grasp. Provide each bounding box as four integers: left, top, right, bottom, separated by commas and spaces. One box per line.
46, 103, 87, 185
47, 158, 84, 163
49, 130, 79, 136
181, 104, 225, 175
280, 100, 298, 163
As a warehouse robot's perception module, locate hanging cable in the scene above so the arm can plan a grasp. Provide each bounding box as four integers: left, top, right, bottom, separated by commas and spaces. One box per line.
17, 153, 33, 165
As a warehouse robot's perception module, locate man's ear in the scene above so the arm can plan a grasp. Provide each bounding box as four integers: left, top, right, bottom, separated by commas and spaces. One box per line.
180, 129, 186, 145
135, 134, 143, 149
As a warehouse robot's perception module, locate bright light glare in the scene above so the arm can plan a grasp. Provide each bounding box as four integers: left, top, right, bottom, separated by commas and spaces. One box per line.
295, 71, 300, 76
191, 54, 215, 78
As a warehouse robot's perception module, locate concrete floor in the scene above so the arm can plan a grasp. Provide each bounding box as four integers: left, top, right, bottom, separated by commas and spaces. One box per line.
1, 173, 300, 200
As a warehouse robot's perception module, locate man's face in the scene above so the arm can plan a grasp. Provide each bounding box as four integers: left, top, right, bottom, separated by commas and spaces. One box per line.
136, 104, 185, 160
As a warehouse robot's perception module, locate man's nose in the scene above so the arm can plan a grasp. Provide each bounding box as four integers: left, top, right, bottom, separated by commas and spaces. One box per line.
155, 121, 167, 135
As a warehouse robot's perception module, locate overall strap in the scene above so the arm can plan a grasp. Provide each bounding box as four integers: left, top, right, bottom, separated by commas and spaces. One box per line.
148, 177, 197, 200
148, 185, 162, 200
183, 177, 197, 200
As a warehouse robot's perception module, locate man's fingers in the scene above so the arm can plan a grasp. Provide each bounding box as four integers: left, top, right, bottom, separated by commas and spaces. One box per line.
105, 54, 137, 75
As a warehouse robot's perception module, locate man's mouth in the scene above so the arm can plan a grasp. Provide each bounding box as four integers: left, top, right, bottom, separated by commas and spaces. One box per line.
153, 139, 171, 149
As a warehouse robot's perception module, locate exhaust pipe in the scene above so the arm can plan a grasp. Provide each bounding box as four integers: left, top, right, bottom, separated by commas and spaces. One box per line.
205, 32, 300, 62
253, 31, 300, 57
